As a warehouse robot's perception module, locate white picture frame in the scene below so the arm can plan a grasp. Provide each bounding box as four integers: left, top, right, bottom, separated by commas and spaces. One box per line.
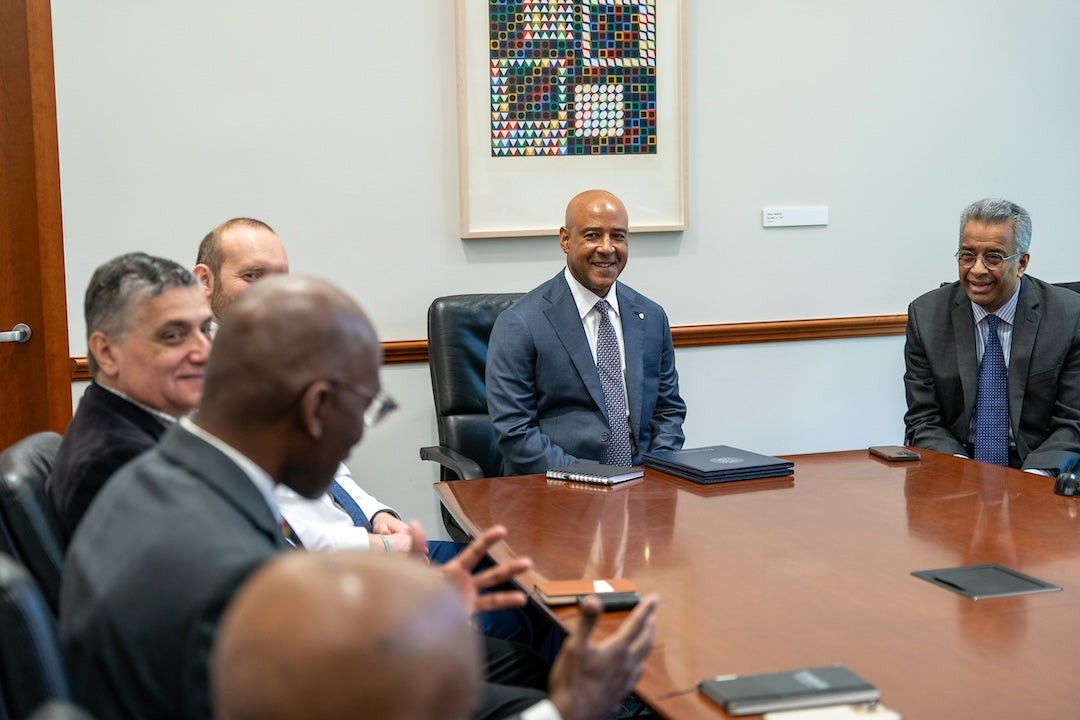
456, 0, 688, 238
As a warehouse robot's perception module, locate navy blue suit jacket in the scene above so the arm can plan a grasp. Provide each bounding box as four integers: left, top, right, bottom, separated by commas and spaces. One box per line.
904, 275, 1080, 473
487, 272, 686, 474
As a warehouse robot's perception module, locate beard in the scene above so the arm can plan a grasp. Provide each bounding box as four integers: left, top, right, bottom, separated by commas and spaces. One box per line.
209, 280, 233, 321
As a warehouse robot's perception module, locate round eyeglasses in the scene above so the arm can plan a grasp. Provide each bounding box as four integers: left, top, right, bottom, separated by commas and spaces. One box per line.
955, 250, 1020, 269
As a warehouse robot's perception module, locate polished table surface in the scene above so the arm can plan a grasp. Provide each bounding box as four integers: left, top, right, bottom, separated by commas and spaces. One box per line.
435, 449, 1080, 719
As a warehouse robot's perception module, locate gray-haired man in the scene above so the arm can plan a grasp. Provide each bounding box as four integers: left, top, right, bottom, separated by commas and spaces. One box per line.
46, 252, 212, 541
904, 198, 1080, 474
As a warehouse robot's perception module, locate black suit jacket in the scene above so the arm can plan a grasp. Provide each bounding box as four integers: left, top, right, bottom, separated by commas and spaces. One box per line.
904, 275, 1080, 472
46, 382, 168, 542
59, 424, 289, 720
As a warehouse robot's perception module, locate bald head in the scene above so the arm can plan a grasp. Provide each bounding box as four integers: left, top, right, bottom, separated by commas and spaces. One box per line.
560, 189, 629, 297
196, 275, 381, 497
563, 189, 625, 229
212, 551, 481, 720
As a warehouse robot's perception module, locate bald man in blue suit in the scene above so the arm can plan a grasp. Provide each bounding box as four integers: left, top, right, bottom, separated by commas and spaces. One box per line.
487, 190, 686, 475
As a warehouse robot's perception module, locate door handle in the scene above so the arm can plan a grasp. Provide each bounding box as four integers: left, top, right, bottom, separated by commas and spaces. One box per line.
0, 323, 32, 344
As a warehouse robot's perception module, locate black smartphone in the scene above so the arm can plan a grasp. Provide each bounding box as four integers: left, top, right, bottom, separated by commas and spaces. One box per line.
581, 592, 640, 612
868, 445, 921, 462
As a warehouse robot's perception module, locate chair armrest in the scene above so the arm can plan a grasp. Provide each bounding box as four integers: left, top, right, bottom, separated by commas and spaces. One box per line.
419, 445, 486, 480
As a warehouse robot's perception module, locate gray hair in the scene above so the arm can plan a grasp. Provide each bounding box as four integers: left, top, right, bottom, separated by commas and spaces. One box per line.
959, 198, 1032, 255
84, 252, 199, 376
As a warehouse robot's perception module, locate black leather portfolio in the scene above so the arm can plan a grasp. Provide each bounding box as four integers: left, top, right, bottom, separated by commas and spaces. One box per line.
643, 445, 794, 484
698, 665, 879, 715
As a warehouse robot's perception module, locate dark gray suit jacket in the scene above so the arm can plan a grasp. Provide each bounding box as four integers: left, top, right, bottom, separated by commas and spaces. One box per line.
904, 275, 1080, 473
58, 426, 548, 720
59, 424, 289, 720
487, 272, 686, 474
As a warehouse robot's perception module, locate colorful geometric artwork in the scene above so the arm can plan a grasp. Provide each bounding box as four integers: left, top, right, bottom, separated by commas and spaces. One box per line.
489, 1, 657, 157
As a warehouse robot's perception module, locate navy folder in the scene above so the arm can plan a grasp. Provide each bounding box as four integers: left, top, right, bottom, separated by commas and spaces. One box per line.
643, 445, 794, 484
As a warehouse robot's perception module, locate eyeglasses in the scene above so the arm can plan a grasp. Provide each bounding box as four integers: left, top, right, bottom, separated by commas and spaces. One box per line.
328, 381, 398, 427
955, 250, 1020, 269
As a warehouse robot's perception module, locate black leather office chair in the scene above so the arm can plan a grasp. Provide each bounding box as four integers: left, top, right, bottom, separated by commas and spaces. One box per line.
0, 433, 65, 616
0, 510, 20, 564
0, 553, 74, 720
420, 293, 522, 540
25, 701, 95, 720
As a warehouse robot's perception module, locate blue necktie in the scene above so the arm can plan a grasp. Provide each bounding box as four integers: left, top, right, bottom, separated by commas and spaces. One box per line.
328, 479, 372, 531
974, 314, 1009, 466
595, 300, 633, 466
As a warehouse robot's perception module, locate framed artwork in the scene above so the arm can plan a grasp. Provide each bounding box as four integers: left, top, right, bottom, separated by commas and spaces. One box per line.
456, 0, 688, 238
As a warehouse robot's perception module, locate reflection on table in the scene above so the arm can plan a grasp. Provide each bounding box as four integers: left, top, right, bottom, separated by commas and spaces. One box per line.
436, 450, 1080, 719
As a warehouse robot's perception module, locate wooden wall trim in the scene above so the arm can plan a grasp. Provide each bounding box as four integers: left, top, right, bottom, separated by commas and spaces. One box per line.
68, 313, 908, 380
671, 313, 908, 347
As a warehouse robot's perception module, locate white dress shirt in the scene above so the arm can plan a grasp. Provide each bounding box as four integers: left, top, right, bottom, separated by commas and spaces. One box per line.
274, 463, 398, 550
563, 267, 627, 366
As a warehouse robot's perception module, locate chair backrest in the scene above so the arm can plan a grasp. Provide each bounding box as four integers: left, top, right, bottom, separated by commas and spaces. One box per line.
0, 432, 65, 615
426, 293, 523, 480
25, 701, 95, 720
0, 553, 71, 719
0, 510, 20, 565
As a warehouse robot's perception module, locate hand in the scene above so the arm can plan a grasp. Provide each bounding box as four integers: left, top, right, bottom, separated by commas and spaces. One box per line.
371, 513, 420, 555
372, 511, 411, 535
547, 593, 660, 720
408, 523, 532, 615
378, 530, 416, 555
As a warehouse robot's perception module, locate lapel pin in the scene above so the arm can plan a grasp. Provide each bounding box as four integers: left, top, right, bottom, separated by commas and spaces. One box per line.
637, 312, 645, 320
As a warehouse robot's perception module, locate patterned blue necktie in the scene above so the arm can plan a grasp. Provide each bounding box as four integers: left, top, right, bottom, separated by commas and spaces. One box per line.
328, 479, 372, 531
595, 300, 633, 466
974, 314, 1009, 466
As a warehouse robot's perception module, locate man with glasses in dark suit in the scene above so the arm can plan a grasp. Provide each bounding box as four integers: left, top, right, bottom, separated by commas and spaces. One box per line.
193, 219, 560, 683
904, 198, 1080, 474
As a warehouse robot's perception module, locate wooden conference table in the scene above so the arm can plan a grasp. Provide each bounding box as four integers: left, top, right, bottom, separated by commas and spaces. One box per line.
435, 449, 1080, 719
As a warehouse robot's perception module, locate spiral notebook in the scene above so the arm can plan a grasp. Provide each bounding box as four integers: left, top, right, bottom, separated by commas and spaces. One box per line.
545, 463, 644, 486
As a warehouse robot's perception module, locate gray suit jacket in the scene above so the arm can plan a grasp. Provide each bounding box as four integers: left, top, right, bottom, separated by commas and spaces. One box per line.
904, 275, 1080, 473
487, 272, 686, 474
59, 424, 289, 720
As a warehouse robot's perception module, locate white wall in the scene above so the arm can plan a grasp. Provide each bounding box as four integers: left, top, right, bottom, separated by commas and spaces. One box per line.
54, 2, 1080, 538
